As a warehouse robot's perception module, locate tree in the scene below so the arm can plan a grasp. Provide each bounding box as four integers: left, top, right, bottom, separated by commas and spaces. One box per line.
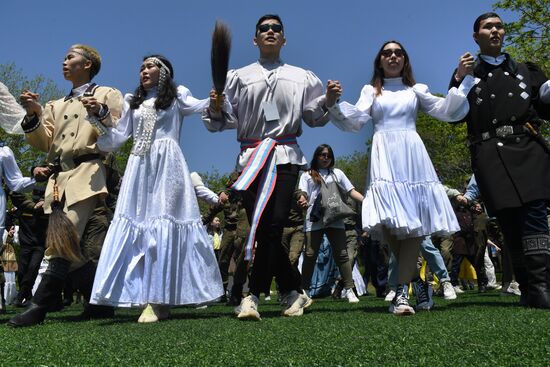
493, 0, 550, 74
416, 112, 471, 189
0, 63, 65, 173
336, 150, 369, 193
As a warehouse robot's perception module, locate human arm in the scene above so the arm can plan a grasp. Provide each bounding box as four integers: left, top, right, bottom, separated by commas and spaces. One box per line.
348, 188, 364, 203
327, 84, 374, 133
0, 82, 25, 134
302, 71, 331, 127
201, 70, 238, 132
1, 146, 34, 192
463, 175, 480, 203
190, 171, 220, 206
96, 94, 133, 152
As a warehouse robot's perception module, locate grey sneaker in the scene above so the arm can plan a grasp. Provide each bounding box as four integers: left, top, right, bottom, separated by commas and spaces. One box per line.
281, 291, 307, 317
388, 285, 415, 316
235, 295, 261, 321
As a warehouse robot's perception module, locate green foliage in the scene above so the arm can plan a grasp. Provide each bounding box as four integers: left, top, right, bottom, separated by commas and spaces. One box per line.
196, 169, 230, 218
0, 293, 547, 366
0, 63, 65, 173
416, 112, 471, 189
493, 0, 550, 74
336, 150, 369, 193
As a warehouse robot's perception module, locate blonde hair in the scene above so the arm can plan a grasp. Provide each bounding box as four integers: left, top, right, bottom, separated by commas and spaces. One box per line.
70, 44, 101, 80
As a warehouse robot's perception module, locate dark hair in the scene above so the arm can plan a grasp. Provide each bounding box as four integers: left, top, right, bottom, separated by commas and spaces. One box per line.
255, 14, 284, 36
473, 12, 501, 32
130, 54, 177, 110
309, 144, 335, 185
371, 40, 415, 96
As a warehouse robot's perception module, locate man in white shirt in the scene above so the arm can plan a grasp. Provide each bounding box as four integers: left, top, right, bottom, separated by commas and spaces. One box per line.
203, 14, 336, 320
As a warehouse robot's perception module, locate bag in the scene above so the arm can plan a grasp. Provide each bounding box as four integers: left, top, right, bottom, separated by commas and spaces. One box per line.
319, 172, 355, 226
309, 193, 323, 222
1, 243, 18, 272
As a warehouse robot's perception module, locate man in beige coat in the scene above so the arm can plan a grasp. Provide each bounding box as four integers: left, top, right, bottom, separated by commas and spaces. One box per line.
8, 44, 122, 327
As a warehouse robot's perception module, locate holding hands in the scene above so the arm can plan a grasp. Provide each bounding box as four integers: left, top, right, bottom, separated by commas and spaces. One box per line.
20, 90, 42, 117
297, 193, 308, 208
455, 52, 475, 81
81, 97, 101, 116
325, 80, 342, 107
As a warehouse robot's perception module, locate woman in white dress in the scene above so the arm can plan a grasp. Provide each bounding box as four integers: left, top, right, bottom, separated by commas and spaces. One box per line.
327, 41, 475, 315
90, 55, 223, 322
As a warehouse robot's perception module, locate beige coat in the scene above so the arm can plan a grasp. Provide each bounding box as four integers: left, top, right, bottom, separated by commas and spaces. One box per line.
26, 85, 123, 213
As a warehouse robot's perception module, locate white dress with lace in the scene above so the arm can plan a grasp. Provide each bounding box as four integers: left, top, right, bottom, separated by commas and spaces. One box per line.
91, 86, 223, 306
330, 77, 473, 239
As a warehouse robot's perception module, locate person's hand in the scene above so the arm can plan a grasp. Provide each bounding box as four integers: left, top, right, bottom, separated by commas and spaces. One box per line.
209, 88, 225, 110
34, 200, 44, 210
472, 203, 483, 214
325, 80, 342, 107
219, 191, 229, 205
456, 52, 475, 80
20, 90, 42, 116
33, 166, 52, 181
455, 194, 468, 205
81, 97, 101, 116
362, 231, 369, 238
297, 194, 308, 208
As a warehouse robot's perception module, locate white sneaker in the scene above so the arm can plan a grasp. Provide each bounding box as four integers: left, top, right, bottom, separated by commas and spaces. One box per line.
384, 290, 396, 302
501, 282, 521, 296
235, 295, 261, 321
442, 281, 457, 300
453, 285, 465, 294
341, 288, 360, 303
302, 292, 313, 309
281, 290, 307, 317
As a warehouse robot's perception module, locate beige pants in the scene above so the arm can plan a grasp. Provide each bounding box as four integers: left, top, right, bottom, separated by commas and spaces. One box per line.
302, 228, 355, 290
382, 227, 422, 284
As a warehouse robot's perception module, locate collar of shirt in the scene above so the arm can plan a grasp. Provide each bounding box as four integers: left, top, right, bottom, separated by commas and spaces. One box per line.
258, 58, 283, 71
480, 54, 506, 66
69, 82, 92, 98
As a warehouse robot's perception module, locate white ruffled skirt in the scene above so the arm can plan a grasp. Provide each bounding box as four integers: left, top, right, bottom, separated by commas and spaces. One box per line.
91, 138, 223, 306
362, 129, 459, 240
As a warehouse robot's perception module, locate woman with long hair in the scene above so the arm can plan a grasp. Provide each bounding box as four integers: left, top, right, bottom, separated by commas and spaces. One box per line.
327, 41, 475, 314
297, 144, 364, 303
90, 55, 223, 322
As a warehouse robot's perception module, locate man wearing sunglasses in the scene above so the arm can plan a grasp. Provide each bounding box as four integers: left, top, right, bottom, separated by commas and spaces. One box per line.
203, 14, 333, 320
450, 12, 550, 309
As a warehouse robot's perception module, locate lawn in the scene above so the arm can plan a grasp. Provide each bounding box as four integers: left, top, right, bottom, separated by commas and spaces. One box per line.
0, 291, 548, 366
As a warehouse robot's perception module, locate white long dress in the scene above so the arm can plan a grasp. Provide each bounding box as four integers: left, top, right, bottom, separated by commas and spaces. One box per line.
91, 86, 223, 307
330, 77, 473, 240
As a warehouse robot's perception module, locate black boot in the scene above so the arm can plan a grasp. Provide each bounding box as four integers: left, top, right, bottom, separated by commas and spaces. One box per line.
8, 258, 70, 327
71, 261, 114, 319
227, 284, 243, 306
523, 235, 550, 309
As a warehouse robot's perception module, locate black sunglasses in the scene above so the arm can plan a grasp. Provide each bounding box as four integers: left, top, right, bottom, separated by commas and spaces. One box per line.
380, 48, 405, 58
258, 23, 283, 34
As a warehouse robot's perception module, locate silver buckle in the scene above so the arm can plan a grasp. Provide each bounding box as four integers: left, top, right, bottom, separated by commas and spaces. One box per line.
495, 125, 513, 138
481, 132, 490, 140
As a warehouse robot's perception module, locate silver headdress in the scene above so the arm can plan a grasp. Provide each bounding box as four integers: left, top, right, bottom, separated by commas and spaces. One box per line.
144, 57, 172, 92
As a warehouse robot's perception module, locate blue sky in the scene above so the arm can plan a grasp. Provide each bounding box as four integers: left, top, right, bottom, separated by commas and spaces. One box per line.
1, 0, 514, 175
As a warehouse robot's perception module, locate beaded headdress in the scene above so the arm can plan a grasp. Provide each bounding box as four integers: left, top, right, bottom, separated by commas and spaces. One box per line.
144, 57, 172, 92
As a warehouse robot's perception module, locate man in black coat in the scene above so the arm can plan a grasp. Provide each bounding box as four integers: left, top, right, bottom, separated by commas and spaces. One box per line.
450, 12, 550, 308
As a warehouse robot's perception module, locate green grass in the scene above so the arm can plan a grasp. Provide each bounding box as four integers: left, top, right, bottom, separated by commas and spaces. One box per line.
1, 291, 548, 366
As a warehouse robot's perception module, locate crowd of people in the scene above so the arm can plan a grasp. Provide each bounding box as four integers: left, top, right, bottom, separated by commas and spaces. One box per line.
0, 11, 549, 327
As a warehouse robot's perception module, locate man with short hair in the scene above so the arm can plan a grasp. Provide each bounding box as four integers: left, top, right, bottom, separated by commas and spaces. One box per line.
450, 12, 550, 308
203, 14, 335, 319
9, 44, 123, 326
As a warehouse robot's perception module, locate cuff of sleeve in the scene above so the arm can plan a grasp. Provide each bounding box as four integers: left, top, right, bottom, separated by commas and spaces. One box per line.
327, 103, 346, 120
21, 115, 41, 133
458, 74, 475, 96
97, 104, 110, 121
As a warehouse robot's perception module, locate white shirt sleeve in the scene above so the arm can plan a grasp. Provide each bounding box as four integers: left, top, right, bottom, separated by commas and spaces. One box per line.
302, 70, 330, 127
539, 80, 550, 104
328, 84, 374, 132
413, 75, 474, 122
176, 85, 209, 116
0, 82, 25, 135
97, 94, 134, 152
1, 146, 35, 192
201, 70, 238, 132
333, 168, 354, 193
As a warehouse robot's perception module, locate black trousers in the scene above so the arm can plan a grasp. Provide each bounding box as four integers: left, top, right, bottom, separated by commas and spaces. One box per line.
242, 164, 302, 296
496, 200, 549, 291
17, 246, 45, 299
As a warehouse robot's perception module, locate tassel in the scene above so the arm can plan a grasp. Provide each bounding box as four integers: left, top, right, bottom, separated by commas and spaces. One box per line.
211, 20, 232, 112
45, 180, 82, 263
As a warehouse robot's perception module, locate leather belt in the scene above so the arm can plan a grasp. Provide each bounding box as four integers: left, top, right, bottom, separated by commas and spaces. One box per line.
470, 125, 527, 145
